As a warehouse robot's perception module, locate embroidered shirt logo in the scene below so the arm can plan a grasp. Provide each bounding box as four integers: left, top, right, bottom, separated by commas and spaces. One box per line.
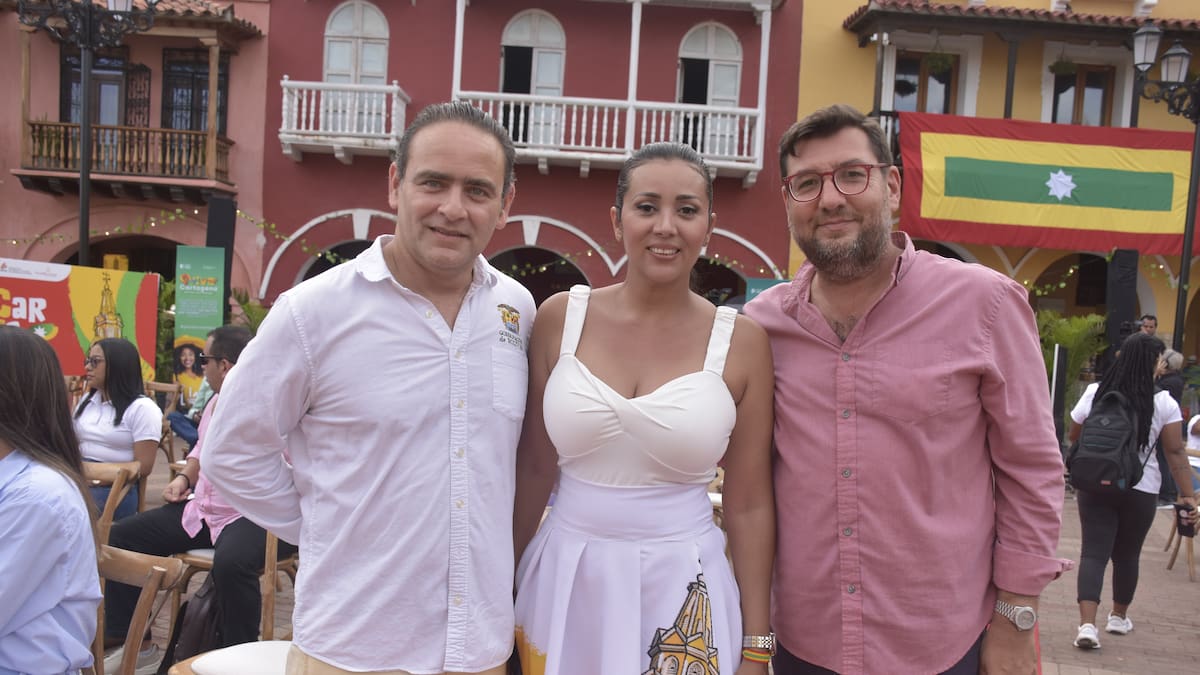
498, 304, 521, 334
497, 304, 524, 349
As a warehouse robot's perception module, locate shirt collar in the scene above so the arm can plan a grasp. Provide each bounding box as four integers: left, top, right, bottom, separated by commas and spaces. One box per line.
0, 450, 33, 493
357, 235, 499, 291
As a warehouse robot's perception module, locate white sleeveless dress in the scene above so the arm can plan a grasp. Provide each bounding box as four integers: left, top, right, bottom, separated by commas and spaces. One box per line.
515, 285, 743, 675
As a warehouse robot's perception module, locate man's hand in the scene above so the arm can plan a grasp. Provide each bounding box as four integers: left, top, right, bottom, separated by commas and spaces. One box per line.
162, 475, 191, 503
981, 593, 1038, 675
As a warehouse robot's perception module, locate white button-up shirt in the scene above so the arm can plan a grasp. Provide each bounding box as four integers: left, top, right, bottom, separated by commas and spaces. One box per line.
205, 236, 535, 672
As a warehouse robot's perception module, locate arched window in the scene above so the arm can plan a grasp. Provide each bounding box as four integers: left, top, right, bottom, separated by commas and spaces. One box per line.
677, 23, 742, 155
678, 23, 741, 108
324, 0, 389, 85
500, 10, 565, 144
661, 656, 679, 675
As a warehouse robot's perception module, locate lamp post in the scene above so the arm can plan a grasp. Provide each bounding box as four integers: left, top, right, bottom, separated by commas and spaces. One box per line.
1133, 23, 1200, 353
17, 0, 158, 267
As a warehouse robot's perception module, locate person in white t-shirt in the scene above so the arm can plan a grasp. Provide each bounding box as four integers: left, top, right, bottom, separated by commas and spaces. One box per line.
73, 337, 160, 521
1068, 332, 1196, 650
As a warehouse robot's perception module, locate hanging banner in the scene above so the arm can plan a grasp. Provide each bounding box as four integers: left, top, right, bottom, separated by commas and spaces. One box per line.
0, 257, 159, 377
174, 246, 225, 403
898, 112, 1196, 255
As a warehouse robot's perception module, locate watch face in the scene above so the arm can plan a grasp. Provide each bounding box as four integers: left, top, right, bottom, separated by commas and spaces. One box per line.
1014, 607, 1037, 630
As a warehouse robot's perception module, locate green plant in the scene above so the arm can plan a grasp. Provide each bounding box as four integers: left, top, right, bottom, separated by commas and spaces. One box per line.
1037, 310, 1107, 434
230, 288, 269, 335
156, 279, 176, 383
922, 51, 955, 75
1049, 57, 1077, 76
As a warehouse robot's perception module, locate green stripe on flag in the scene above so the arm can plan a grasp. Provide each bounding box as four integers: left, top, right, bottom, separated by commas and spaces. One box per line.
943, 157, 1174, 211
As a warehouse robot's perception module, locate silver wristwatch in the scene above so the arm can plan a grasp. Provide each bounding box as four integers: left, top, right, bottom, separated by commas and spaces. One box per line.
994, 599, 1037, 631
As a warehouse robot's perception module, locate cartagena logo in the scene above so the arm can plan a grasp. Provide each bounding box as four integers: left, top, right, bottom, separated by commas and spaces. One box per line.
179, 273, 219, 288
498, 304, 521, 334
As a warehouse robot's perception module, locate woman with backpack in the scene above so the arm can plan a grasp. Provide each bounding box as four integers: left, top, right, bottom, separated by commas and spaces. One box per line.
1067, 332, 1197, 650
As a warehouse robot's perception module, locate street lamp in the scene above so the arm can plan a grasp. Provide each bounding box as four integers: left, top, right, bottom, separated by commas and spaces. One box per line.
1133, 23, 1200, 352
17, 0, 158, 267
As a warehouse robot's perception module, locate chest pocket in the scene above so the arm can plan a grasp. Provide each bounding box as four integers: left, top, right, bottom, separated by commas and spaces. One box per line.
868, 340, 954, 422
492, 345, 529, 421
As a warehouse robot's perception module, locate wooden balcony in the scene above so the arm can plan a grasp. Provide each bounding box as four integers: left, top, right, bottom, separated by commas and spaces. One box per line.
16, 121, 234, 204
279, 77, 411, 164
458, 91, 764, 186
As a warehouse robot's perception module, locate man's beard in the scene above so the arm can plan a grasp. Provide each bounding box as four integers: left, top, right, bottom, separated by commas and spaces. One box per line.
794, 208, 891, 282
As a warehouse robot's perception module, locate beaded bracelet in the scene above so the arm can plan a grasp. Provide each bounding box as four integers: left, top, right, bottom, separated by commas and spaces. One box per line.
741, 648, 771, 663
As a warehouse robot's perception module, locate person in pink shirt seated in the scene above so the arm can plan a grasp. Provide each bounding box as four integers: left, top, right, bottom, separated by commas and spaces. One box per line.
102, 325, 296, 673
744, 104, 1071, 675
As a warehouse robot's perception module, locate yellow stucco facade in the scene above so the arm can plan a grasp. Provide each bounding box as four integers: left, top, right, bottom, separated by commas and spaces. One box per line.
789, 0, 1200, 353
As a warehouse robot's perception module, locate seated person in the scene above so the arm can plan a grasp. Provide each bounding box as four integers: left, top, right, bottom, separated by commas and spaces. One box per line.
166, 377, 212, 449
103, 325, 297, 672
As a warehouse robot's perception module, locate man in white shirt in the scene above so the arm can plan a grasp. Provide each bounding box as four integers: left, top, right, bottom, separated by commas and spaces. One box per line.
205, 101, 535, 674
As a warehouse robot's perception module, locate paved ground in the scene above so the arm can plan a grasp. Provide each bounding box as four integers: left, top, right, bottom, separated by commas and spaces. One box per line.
138, 459, 1200, 673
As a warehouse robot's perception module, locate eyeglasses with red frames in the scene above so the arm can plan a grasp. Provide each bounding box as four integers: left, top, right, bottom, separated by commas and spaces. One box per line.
782, 163, 890, 202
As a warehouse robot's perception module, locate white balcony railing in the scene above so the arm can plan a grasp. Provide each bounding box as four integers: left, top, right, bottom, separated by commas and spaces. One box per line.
458, 91, 762, 183
279, 77, 411, 164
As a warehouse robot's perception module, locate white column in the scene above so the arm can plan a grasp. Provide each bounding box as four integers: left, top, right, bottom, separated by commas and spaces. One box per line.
753, 3, 772, 174
623, 0, 644, 153
452, 0, 466, 99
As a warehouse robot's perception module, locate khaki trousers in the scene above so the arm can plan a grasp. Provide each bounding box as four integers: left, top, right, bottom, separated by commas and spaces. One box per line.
285, 645, 507, 675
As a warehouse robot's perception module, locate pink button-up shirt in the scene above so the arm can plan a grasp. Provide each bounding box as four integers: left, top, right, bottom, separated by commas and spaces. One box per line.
745, 233, 1070, 674
181, 394, 241, 543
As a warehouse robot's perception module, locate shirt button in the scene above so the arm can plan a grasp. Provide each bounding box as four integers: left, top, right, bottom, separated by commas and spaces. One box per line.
842, 468, 852, 478
455, 350, 464, 359
455, 499, 464, 508
843, 527, 853, 536
841, 352, 851, 361
848, 584, 857, 594
453, 596, 462, 606
425, 310, 434, 319
456, 447, 465, 458
456, 399, 465, 408
841, 409, 851, 419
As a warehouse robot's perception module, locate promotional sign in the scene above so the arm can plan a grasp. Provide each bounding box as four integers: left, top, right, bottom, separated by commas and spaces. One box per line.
174, 246, 225, 403
746, 277, 788, 301
0, 257, 159, 377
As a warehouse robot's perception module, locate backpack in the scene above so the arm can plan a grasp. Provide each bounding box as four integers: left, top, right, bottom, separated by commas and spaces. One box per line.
1067, 390, 1151, 494
157, 575, 222, 673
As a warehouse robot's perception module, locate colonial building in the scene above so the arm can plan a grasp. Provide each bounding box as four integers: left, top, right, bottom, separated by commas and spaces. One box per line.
796, 0, 1200, 352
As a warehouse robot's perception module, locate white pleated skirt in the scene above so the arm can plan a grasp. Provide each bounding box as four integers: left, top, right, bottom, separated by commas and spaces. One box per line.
514, 473, 741, 675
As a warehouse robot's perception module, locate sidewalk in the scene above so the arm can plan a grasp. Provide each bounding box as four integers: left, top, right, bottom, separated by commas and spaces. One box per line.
1039, 489, 1200, 674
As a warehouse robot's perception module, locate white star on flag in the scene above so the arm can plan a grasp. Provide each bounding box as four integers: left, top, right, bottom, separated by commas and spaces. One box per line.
1046, 170, 1077, 201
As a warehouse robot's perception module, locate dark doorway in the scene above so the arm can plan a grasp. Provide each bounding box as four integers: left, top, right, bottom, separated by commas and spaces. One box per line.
303, 240, 372, 281
65, 235, 178, 279
490, 247, 588, 306
693, 257, 746, 308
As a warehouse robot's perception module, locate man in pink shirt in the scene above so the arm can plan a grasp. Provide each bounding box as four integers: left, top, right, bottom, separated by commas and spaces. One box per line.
104, 325, 294, 672
744, 104, 1070, 674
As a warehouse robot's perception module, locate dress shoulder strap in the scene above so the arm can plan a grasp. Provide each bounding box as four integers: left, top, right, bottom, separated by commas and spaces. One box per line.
703, 306, 738, 375
559, 285, 592, 356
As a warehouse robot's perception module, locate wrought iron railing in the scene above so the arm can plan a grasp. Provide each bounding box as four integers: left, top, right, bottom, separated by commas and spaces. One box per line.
26, 121, 231, 182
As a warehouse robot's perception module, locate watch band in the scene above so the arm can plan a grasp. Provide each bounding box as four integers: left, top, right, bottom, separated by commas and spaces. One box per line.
994, 599, 1037, 631
742, 633, 776, 655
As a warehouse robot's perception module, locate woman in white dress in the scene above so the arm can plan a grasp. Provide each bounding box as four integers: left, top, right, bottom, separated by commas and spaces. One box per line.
513, 143, 776, 675
74, 337, 161, 520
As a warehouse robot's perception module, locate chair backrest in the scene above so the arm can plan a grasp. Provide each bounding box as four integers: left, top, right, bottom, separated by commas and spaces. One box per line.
144, 381, 185, 511
83, 461, 141, 545
144, 381, 184, 416
93, 546, 186, 675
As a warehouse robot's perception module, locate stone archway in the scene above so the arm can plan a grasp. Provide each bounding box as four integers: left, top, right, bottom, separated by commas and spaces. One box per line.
489, 246, 588, 305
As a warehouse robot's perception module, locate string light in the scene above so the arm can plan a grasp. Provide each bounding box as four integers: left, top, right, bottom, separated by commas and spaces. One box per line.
2, 208, 778, 278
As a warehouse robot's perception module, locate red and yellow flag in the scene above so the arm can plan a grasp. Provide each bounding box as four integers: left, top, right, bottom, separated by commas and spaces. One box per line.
898, 112, 1197, 255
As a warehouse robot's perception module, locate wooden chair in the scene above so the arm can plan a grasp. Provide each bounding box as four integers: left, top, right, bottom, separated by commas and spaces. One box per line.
145, 381, 185, 486
88, 546, 186, 675
1165, 449, 1200, 581
169, 532, 299, 643
83, 461, 141, 545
